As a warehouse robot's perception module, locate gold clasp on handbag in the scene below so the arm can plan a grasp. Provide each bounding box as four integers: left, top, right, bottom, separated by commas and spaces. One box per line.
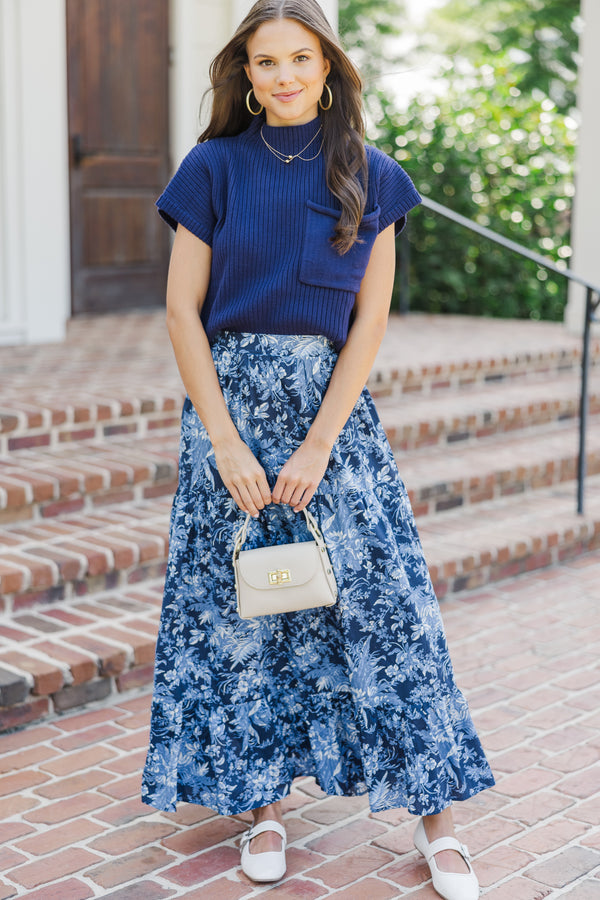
268, 568, 291, 585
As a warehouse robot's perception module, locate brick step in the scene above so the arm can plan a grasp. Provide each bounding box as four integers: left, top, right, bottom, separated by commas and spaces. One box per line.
0, 390, 184, 456
3, 397, 599, 528
0, 497, 172, 614
0, 431, 180, 524
0, 579, 164, 732
3, 356, 584, 456
378, 370, 600, 451
1, 416, 600, 610
1, 475, 600, 730
3, 367, 597, 526
399, 418, 600, 516
370, 339, 599, 401
420, 474, 600, 600
2, 317, 598, 456
370, 312, 599, 400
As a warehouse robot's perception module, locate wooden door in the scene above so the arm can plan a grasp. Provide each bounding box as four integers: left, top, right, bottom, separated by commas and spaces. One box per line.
67, 0, 170, 314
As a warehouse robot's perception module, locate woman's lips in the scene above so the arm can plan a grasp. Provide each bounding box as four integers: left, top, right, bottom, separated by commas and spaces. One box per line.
273, 90, 302, 102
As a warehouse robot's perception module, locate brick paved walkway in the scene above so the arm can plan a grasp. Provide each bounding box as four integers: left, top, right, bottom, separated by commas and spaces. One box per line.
1, 556, 599, 899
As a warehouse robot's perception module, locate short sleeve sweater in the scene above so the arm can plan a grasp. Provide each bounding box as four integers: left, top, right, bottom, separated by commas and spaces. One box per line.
157, 115, 421, 349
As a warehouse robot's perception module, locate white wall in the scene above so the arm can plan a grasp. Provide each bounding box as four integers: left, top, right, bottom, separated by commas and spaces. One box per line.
169, 0, 231, 167
565, 0, 600, 333
0, 0, 70, 345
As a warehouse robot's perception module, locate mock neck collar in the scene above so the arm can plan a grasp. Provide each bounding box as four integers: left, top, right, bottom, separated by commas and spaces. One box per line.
257, 115, 322, 154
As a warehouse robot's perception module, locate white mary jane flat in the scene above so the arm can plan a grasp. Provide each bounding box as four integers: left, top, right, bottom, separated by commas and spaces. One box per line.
414, 817, 479, 900
240, 819, 287, 883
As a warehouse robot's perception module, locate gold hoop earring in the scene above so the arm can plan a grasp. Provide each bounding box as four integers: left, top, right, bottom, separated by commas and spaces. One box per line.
246, 89, 263, 116
319, 82, 333, 111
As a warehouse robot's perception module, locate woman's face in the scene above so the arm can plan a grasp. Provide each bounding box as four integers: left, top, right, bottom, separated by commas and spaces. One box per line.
244, 18, 331, 128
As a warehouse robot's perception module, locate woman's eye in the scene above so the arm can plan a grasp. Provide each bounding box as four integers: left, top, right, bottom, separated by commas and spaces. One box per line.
258, 59, 273, 66
295, 55, 309, 62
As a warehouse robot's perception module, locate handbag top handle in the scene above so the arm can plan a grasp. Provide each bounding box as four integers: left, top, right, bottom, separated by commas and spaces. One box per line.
232, 507, 327, 564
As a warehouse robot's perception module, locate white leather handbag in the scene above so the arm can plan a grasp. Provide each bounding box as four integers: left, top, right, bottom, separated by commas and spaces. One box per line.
232, 508, 338, 619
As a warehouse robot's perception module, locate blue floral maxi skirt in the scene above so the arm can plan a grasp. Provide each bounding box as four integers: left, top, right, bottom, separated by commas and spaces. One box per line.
142, 332, 495, 816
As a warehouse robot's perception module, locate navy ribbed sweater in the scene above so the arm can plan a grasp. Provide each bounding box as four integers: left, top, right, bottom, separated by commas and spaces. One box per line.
157, 115, 421, 349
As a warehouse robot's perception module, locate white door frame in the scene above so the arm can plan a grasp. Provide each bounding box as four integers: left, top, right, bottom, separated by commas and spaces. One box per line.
0, 0, 71, 345
565, 0, 600, 333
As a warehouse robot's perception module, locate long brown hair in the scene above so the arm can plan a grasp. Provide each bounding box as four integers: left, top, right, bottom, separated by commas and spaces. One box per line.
199, 0, 367, 254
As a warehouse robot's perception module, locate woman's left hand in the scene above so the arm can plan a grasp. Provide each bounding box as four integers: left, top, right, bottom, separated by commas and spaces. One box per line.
272, 438, 331, 512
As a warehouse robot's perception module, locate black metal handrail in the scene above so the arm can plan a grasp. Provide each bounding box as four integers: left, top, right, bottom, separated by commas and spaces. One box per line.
404, 196, 600, 515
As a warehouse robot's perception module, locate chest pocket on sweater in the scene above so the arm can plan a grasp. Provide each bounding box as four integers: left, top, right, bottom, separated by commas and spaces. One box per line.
299, 201, 381, 293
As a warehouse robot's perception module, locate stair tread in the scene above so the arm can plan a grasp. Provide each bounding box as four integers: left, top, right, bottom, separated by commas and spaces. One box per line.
2, 311, 594, 387
0, 390, 183, 432
398, 419, 600, 485
373, 313, 594, 372
419, 474, 600, 593
0, 432, 179, 516
0, 433, 179, 484
2, 314, 598, 447
0, 497, 171, 601
1, 412, 599, 518
0, 495, 171, 540
419, 475, 600, 550
377, 369, 599, 423
0, 431, 179, 471
0, 580, 163, 714
376, 371, 600, 450
1, 475, 599, 601
4, 363, 592, 447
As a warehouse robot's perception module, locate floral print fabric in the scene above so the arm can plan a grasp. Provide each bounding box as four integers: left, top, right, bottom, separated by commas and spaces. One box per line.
142, 332, 495, 816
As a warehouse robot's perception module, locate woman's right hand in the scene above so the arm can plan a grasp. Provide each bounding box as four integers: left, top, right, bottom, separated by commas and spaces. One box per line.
213, 437, 272, 517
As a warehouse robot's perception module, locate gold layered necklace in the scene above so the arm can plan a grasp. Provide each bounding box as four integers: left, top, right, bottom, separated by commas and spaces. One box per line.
260, 125, 323, 164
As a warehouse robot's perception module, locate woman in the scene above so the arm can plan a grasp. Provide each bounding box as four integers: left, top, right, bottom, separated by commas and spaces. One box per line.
142, 1, 494, 896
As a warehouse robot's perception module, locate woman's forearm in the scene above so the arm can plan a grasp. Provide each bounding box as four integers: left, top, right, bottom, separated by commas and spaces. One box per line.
166, 307, 238, 447
306, 315, 387, 451
164, 226, 238, 448
305, 224, 397, 453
